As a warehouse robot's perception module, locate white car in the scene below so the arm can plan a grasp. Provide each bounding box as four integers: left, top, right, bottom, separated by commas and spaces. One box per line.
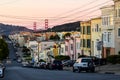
73, 57, 95, 72
0, 64, 5, 78
0, 68, 4, 78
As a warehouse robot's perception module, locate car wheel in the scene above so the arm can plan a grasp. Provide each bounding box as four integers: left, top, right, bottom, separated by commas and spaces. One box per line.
49, 65, 53, 70
73, 67, 75, 72
86, 70, 89, 72
78, 67, 81, 73
90, 68, 95, 72
0, 74, 4, 78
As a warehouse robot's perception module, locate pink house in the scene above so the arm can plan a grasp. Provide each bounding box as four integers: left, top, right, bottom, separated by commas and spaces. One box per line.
65, 37, 81, 60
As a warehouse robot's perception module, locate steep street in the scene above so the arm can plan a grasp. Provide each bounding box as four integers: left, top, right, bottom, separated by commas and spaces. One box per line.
1, 39, 120, 80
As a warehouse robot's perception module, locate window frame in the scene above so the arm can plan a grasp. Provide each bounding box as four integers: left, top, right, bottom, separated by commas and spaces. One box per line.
118, 28, 120, 38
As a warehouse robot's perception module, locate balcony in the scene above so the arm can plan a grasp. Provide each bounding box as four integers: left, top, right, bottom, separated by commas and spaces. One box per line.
102, 25, 114, 31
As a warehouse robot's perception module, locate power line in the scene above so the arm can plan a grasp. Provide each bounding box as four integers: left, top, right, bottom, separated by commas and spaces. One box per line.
0, 0, 112, 22
54, 0, 112, 20
54, 0, 100, 17
52, 0, 112, 25
0, 0, 113, 27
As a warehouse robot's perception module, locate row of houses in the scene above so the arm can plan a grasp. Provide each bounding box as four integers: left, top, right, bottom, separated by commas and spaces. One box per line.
9, 31, 81, 62
9, 0, 120, 62
82, 0, 120, 59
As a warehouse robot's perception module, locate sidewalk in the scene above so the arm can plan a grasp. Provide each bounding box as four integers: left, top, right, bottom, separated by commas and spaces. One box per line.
63, 64, 120, 75
95, 64, 120, 75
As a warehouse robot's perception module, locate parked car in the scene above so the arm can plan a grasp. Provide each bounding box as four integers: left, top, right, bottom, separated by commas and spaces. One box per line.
62, 60, 75, 67
73, 58, 95, 73
17, 58, 22, 63
22, 61, 33, 67
39, 62, 46, 69
0, 63, 5, 78
45, 60, 63, 70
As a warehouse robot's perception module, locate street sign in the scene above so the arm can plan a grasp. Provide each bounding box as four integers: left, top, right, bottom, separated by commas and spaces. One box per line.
97, 41, 102, 50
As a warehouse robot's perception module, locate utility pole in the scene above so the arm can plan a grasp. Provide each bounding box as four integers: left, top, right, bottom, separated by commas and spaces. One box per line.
97, 41, 102, 71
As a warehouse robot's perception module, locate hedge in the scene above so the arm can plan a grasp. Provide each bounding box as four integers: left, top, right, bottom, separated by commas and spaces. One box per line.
107, 55, 120, 64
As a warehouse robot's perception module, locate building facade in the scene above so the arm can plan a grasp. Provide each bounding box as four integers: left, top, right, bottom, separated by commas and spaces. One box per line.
80, 21, 91, 56
101, 5, 115, 58
113, 0, 120, 55
91, 17, 102, 58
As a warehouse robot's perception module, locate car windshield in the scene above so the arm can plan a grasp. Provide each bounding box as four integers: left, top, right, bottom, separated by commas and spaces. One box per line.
81, 59, 92, 62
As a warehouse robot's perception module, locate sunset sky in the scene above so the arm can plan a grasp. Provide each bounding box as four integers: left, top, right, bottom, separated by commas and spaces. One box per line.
0, 0, 113, 29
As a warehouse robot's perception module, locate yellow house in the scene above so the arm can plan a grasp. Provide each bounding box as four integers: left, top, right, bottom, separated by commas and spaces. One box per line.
80, 20, 91, 56
91, 17, 102, 58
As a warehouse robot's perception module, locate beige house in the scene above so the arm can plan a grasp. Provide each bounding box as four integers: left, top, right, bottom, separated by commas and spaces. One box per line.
100, 0, 120, 58
100, 5, 115, 58
91, 17, 102, 58
113, 0, 120, 55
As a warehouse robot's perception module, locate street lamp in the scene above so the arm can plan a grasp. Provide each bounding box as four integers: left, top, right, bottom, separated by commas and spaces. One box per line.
36, 37, 43, 62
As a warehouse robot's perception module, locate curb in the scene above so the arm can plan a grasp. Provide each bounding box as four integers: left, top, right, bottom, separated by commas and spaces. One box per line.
97, 71, 120, 75
104, 72, 115, 74
63, 68, 120, 75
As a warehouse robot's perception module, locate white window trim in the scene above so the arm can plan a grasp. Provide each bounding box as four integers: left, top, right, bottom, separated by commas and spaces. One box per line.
102, 16, 110, 26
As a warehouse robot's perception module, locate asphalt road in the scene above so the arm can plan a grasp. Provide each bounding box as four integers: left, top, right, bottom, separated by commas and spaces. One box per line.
1, 39, 120, 80
1, 67, 120, 80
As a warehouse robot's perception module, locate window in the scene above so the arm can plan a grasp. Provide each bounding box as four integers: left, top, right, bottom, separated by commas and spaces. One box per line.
81, 59, 92, 62
44, 44, 47, 46
81, 27, 83, 34
87, 26, 91, 34
65, 46, 68, 51
76, 42, 80, 49
81, 39, 83, 47
102, 16, 110, 26
104, 32, 107, 41
99, 28, 101, 32
118, 28, 120, 37
71, 44, 73, 50
96, 24, 99, 32
119, 9, 120, 17
108, 32, 111, 42
83, 39, 86, 47
87, 39, 91, 48
83, 27, 85, 34
116, 9, 117, 17
92, 28, 94, 32
61, 48, 64, 53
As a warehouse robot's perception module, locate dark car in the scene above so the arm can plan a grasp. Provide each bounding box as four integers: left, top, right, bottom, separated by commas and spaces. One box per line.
63, 60, 75, 67
47, 60, 63, 70
39, 62, 46, 69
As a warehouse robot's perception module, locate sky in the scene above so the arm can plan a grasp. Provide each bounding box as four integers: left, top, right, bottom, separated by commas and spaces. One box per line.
0, 0, 113, 29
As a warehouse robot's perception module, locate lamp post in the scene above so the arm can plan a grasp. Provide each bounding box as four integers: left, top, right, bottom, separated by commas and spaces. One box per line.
37, 37, 43, 63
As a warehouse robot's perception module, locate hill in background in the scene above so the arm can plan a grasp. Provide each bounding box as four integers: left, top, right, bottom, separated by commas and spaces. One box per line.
0, 23, 33, 35
40, 21, 80, 32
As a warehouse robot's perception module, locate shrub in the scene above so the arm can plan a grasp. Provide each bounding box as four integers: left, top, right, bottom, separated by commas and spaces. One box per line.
55, 55, 70, 61
107, 55, 120, 64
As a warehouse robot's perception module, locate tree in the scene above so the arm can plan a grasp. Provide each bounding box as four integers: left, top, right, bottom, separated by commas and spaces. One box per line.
63, 33, 71, 39
22, 46, 31, 56
49, 34, 60, 41
49, 35, 54, 40
0, 39, 9, 60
